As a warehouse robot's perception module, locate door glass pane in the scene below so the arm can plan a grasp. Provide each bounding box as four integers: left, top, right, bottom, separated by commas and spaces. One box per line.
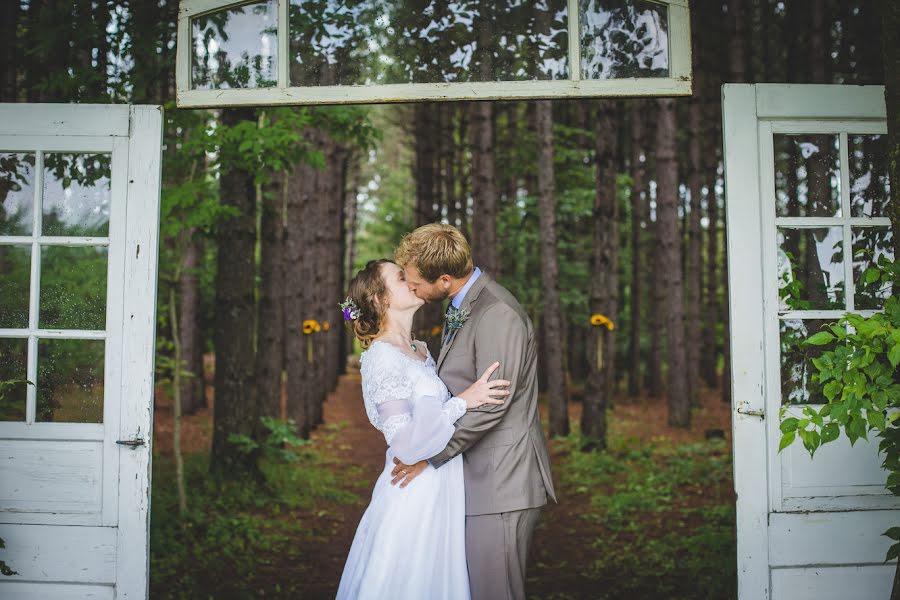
39, 246, 108, 330
849, 134, 890, 218
289, 0, 570, 86
0, 337, 28, 421
1, 152, 36, 236
36, 338, 104, 423
773, 134, 841, 217
777, 227, 844, 311
852, 227, 894, 310
0, 244, 31, 328
580, 0, 669, 79
192, 0, 278, 90
780, 318, 831, 405
42, 153, 111, 237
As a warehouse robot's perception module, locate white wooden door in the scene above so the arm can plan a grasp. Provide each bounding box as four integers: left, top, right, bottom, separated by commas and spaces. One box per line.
724, 84, 897, 599
0, 104, 162, 599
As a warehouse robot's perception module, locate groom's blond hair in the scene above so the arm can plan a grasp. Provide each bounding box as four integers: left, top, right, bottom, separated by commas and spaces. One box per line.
395, 223, 473, 283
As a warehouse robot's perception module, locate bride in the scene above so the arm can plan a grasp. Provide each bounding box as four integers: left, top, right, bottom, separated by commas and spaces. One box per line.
336, 259, 509, 600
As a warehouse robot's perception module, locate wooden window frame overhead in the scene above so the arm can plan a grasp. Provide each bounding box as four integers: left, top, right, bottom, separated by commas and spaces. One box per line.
176, 0, 692, 108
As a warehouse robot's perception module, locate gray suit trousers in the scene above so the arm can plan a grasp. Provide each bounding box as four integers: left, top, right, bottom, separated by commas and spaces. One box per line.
465, 507, 542, 600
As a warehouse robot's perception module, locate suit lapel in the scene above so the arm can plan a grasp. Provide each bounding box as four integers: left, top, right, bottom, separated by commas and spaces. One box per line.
437, 272, 492, 372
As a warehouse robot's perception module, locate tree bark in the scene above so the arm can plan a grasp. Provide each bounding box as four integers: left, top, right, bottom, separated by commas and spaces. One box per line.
256, 172, 286, 421
627, 101, 645, 398
655, 98, 691, 427
470, 100, 499, 274
210, 108, 262, 478
582, 100, 619, 446
535, 100, 568, 437
0, 0, 18, 102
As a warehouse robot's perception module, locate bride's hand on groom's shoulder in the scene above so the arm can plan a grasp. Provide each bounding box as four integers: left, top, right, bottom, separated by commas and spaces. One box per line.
458, 362, 510, 409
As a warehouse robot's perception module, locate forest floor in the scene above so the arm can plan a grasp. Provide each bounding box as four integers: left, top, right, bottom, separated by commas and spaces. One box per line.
150, 362, 736, 600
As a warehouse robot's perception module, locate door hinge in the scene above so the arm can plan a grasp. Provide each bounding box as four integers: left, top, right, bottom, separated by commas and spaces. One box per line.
116, 437, 146, 448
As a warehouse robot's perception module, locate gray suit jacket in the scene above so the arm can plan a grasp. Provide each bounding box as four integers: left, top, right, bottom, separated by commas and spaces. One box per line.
430, 272, 557, 516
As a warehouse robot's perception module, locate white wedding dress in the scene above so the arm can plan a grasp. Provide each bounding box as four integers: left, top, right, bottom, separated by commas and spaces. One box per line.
336, 340, 471, 600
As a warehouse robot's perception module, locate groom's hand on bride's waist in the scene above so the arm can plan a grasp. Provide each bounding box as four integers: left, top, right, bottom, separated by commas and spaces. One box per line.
391, 457, 427, 488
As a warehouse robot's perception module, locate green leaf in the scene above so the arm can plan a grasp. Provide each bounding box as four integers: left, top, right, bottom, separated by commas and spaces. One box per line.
779, 431, 796, 452
885, 527, 900, 541
780, 417, 799, 433
888, 344, 900, 369
821, 422, 840, 444
805, 331, 835, 346
868, 409, 887, 432
886, 542, 900, 563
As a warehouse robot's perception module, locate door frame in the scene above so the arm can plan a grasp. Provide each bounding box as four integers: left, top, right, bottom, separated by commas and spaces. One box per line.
722, 84, 888, 599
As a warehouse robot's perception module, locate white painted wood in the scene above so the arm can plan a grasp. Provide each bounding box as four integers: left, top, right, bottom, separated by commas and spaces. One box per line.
114, 105, 163, 600
0, 103, 162, 599
755, 84, 887, 120
175, 0, 693, 107
769, 510, 899, 566
0, 523, 116, 583
0, 582, 114, 600
771, 565, 894, 599
725, 83, 894, 600
723, 83, 771, 600
0, 105, 130, 137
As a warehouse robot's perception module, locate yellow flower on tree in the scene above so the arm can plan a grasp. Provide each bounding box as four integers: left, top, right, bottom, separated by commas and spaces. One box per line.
303, 320, 320, 335
323, 321, 330, 331
430, 325, 442, 337
590, 313, 615, 330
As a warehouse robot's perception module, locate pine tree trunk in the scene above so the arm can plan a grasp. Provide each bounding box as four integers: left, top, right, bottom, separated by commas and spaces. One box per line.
1, 0, 18, 102
535, 100, 569, 437
256, 172, 286, 421
582, 100, 619, 446
685, 91, 704, 406
627, 101, 645, 398
655, 98, 691, 427
470, 100, 499, 274
178, 231, 205, 414
210, 108, 262, 478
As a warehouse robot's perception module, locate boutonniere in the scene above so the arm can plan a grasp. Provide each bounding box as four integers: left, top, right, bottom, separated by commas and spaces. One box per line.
446, 306, 471, 332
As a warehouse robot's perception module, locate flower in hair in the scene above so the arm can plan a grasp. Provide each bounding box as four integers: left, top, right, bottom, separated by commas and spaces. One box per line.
339, 297, 361, 321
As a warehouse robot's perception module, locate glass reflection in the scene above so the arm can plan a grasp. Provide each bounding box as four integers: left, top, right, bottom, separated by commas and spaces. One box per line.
0, 338, 29, 421
0, 245, 31, 329
580, 0, 668, 79
39, 246, 108, 330
777, 227, 844, 311
780, 318, 831, 405
42, 153, 111, 237
773, 134, 841, 218
852, 227, 894, 310
192, 0, 278, 90
1, 152, 36, 236
36, 338, 104, 423
289, 0, 569, 86
849, 134, 890, 218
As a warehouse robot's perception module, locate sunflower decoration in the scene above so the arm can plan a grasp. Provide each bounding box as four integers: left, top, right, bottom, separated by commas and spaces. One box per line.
323, 321, 330, 331
303, 319, 321, 362
590, 313, 615, 370
430, 325, 442, 337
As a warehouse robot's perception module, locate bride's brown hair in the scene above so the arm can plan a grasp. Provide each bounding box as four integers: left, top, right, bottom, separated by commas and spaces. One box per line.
345, 259, 395, 349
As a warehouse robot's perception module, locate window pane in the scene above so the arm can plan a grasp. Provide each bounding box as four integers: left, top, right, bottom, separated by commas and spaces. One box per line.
1, 152, 36, 236
777, 227, 844, 311
192, 0, 278, 90
773, 134, 841, 218
849, 134, 890, 218
289, 0, 569, 86
0, 244, 31, 329
852, 227, 894, 310
0, 337, 29, 421
42, 153, 111, 237
780, 318, 831, 405
39, 246, 108, 330
580, 0, 668, 79
36, 338, 104, 423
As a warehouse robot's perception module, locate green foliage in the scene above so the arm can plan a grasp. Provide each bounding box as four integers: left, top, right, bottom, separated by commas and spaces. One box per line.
228, 416, 311, 465
552, 429, 736, 599
0, 535, 16, 577
779, 258, 900, 559
150, 435, 358, 599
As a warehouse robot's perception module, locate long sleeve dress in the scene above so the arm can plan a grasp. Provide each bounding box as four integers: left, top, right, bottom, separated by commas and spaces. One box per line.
336, 340, 470, 600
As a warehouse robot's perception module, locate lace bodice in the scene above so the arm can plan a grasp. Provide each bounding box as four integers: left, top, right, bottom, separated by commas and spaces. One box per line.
359, 341, 467, 464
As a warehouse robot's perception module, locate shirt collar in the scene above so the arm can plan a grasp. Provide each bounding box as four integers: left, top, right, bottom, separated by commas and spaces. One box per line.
451, 267, 482, 309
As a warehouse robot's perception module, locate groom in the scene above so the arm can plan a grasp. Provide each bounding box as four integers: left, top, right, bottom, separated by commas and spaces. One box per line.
391, 223, 557, 600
